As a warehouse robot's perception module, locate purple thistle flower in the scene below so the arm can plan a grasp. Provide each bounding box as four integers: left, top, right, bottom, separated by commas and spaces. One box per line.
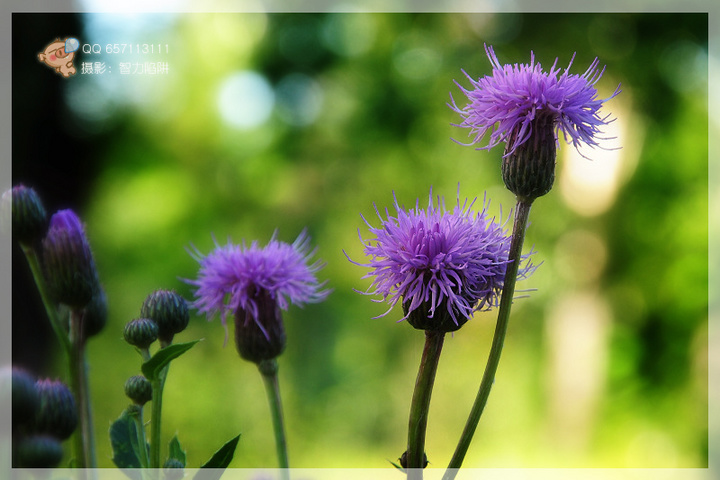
349, 189, 534, 332
450, 44, 620, 158
186, 230, 330, 341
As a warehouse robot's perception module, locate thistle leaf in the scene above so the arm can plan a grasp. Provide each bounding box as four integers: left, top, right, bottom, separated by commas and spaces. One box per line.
193, 434, 241, 480
141, 340, 200, 381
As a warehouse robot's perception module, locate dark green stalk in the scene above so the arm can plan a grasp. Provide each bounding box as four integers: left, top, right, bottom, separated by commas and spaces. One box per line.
258, 359, 290, 480
19, 244, 70, 353
69, 309, 97, 468
130, 406, 150, 470
443, 199, 533, 479
406, 330, 446, 480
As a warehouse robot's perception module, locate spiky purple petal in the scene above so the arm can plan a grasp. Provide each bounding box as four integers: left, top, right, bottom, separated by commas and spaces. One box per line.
350, 189, 534, 325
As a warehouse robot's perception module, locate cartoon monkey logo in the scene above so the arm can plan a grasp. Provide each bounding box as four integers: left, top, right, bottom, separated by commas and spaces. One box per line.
38, 37, 79, 77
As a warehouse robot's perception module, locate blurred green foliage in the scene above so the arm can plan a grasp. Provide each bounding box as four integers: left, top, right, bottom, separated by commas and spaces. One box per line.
12, 12, 707, 468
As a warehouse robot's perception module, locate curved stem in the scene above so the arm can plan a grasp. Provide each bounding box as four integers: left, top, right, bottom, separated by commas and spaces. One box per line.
443, 199, 533, 479
406, 330, 445, 480
69, 309, 97, 468
258, 359, 290, 480
130, 406, 150, 469
20, 243, 71, 353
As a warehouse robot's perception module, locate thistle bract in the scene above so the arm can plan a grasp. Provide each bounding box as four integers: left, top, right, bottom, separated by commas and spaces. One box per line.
141, 289, 190, 345
123, 318, 159, 349
34, 379, 77, 440
124, 375, 152, 406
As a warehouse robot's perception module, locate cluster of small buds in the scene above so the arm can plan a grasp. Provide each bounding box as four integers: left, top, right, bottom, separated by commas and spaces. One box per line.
9, 368, 77, 468
122, 290, 190, 405
34, 378, 78, 440
7, 184, 109, 341
123, 290, 190, 351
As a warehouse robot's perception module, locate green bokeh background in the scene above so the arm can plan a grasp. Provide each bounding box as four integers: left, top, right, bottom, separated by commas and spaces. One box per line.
12, 12, 708, 469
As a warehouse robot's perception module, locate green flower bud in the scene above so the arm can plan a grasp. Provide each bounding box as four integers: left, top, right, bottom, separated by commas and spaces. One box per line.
163, 458, 185, 479
123, 318, 159, 349
124, 375, 152, 406
501, 115, 557, 203
41, 209, 100, 308
15, 434, 64, 468
234, 290, 286, 364
141, 290, 190, 344
11, 368, 41, 434
34, 379, 77, 440
7, 184, 48, 245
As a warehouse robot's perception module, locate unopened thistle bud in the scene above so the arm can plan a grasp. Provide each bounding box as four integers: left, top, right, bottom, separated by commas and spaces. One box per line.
34, 379, 78, 440
11, 368, 41, 434
124, 375, 152, 405
164, 458, 185, 480
15, 434, 64, 468
6, 185, 49, 246
501, 115, 557, 202
141, 290, 190, 345
41, 209, 100, 308
234, 290, 286, 364
123, 318, 159, 349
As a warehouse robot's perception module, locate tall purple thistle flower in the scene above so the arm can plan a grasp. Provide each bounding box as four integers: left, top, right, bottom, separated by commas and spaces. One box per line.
350, 189, 534, 333
187, 230, 329, 359
450, 44, 620, 157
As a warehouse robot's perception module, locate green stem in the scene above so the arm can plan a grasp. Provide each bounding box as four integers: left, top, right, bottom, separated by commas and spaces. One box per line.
258, 359, 290, 480
69, 309, 97, 469
20, 243, 71, 353
130, 406, 150, 469
443, 198, 533, 479
149, 365, 168, 469
406, 330, 445, 480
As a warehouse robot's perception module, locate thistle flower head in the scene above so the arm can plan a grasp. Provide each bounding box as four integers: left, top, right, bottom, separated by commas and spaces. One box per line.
350, 188, 534, 332
41, 209, 100, 308
450, 44, 620, 158
186, 230, 330, 350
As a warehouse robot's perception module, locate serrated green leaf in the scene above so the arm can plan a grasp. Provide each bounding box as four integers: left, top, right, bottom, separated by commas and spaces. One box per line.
168, 434, 186, 467
142, 340, 200, 381
193, 434, 240, 480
